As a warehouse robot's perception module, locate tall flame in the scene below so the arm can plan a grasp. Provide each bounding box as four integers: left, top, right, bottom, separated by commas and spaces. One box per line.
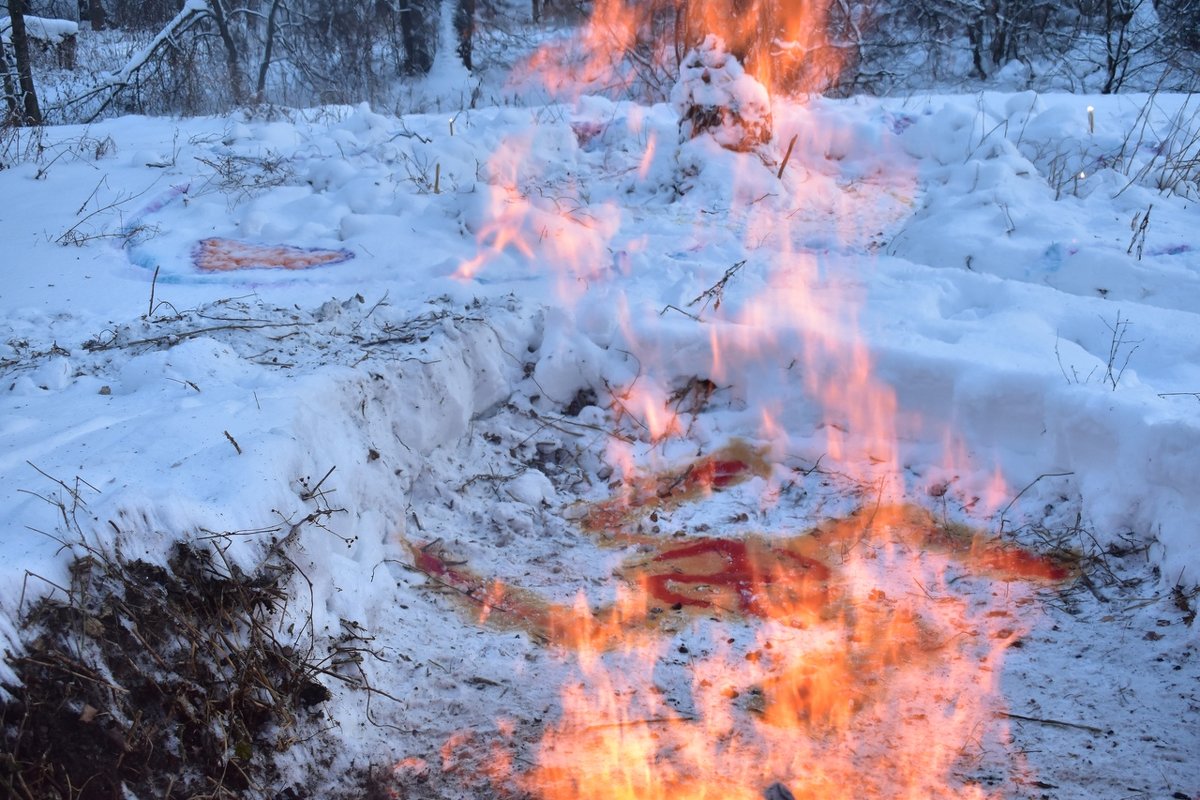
522, 504, 1063, 800
432, 3, 1065, 798
511, 0, 849, 101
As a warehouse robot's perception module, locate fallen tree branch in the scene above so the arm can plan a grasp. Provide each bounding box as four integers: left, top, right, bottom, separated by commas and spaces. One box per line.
689, 260, 747, 314
999, 711, 1107, 735
999, 471, 1075, 532
54, 1, 212, 122
83, 321, 301, 352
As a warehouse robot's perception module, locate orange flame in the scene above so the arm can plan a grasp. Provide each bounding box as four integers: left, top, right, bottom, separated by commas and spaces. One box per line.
511, 0, 850, 101
499, 85, 1053, 800
433, 5, 1063, 798
519, 506, 1062, 800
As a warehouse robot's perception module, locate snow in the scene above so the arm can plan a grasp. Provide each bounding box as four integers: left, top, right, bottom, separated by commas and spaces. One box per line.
0, 15, 79, 45
0, 87, 1197, 797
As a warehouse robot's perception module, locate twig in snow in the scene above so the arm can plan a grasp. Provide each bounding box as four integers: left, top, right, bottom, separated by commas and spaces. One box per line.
1101, 311, 1141, 391
536, 413, 635, 443
688, 259, 747, 314
998, 472, 1075, 533
299, 466, 336, 501
659, 303, 701, 321
147, 265, 159, 319
777, 134, 798, 179
56, 177, 158, 247
223, 430, 243, 455
83, 321, 303, 352
999, 712, 1107, 735
1127, 205, 1151, 259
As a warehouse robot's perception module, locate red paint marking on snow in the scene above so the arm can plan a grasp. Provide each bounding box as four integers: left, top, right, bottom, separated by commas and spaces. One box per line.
406, 448, 1075, 651
645, 537, 831, 614
192, 237, 354, 272
410, 544, 553, 633
686, 458, 749, 491
581, 442, 768, 535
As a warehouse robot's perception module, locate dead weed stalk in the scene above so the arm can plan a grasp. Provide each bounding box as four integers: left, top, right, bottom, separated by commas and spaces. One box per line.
1, 521, 337, 799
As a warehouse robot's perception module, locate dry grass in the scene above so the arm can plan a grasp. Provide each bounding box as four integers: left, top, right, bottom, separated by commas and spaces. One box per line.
1, 538, 332, 799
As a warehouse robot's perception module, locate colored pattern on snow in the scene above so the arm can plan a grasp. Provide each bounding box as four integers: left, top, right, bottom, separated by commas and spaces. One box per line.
192, 238, 354, 272
408, 443, 1074, 648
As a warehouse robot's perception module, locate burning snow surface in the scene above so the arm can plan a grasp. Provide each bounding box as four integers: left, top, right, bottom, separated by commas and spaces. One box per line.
0, 91, 1197, 798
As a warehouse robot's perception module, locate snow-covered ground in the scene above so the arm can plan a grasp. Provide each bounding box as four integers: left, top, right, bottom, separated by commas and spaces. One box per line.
1, 88, 1197, 798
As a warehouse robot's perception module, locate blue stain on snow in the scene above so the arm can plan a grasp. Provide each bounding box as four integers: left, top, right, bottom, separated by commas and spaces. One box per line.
118, 182, 353, 286
1041, 242, 1065, 274
120, 182, 193, 280
1034, 242, 1082, 278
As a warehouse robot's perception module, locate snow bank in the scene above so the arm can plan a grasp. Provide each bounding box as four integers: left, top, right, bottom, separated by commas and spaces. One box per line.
0, 15, 78, 45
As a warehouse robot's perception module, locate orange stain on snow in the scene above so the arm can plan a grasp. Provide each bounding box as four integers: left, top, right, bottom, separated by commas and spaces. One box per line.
192, 238, 353, 272
409, 448, 1072, 799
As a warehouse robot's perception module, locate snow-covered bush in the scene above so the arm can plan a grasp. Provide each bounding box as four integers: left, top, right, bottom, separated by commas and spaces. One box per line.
671, 35, 772, 153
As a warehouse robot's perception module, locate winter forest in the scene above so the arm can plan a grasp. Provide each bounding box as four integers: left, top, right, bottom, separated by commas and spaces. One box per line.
1, 1, 1198, 799
3, 0, 1200, 123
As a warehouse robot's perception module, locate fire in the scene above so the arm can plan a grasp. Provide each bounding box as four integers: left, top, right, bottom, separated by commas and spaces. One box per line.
452, 129, 620, 305
430, 4, 1067, 797
408, 453, 1072, 798
511, 0, 849, 100
519, 501, 1066, 800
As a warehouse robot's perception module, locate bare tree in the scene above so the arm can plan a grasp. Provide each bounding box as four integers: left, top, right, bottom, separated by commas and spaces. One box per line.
5, 0, 42, 124
456, 0, 475, 70
87, 0, 106, 31
206, 0, 249, 105
255, 0, 283, 102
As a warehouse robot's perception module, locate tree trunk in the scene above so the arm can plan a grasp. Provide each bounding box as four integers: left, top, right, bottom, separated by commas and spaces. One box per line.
1103, 0, 1134, 93
454, 0, 474, 70
255, 0, 282, 102
6, 0, 43, 125
88, 0, 107, 31
399, 0, 433, 74
0, 36, 19, 118
207, 0, 248, 105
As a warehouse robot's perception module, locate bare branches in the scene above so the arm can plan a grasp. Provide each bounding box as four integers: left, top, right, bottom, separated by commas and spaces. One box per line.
1101, 311, 1140, 391
55, 176, 160, 247
1054, 312, 1141, 392
687, 259, 747, 315
1127, 204, 1152, 258
56, 1, 212, 122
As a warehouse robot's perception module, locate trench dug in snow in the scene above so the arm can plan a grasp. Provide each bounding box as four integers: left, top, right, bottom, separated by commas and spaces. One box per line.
4, 286, 1192, 798
189, 295, 1177, 799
